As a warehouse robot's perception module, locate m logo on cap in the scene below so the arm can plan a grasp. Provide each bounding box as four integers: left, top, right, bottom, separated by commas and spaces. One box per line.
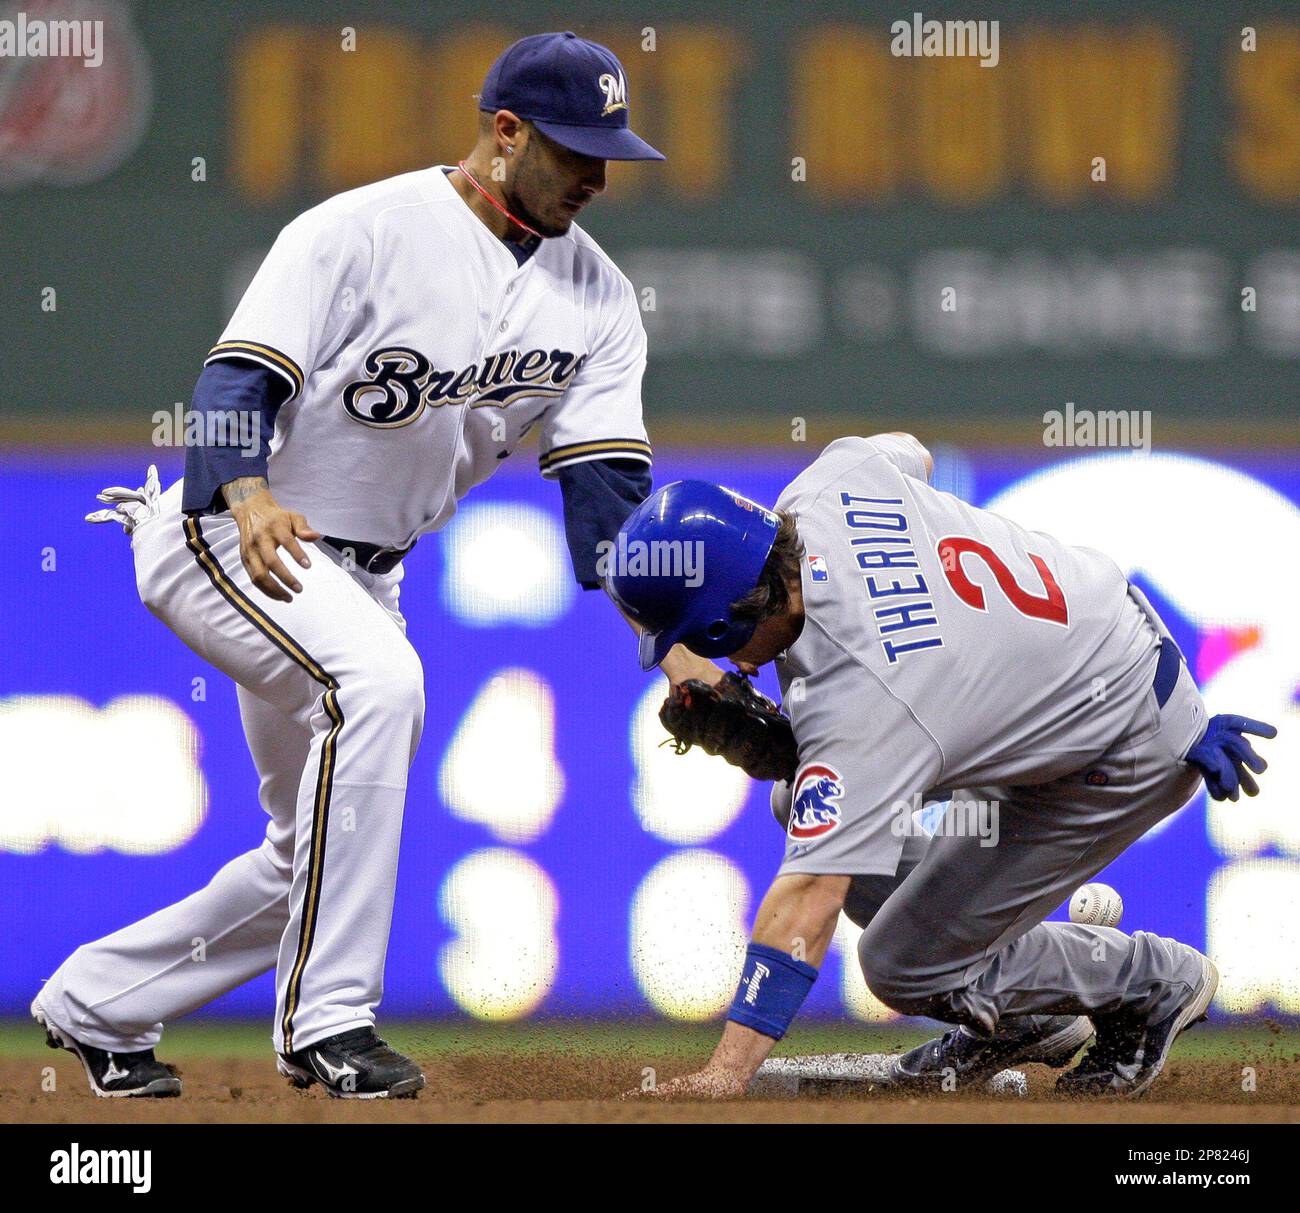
598, 71, 627, 116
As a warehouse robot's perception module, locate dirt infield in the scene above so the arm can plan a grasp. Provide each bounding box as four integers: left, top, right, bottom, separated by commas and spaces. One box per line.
4, 1023, 1297, 1123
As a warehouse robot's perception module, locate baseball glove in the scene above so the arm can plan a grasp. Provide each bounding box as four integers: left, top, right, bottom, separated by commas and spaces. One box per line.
659, 672, 798, 783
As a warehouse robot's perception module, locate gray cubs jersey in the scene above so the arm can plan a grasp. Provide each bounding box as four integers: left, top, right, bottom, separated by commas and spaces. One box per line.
774, 435, 1161, 877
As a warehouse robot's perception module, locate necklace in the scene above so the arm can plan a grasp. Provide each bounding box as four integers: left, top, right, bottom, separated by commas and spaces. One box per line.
455, 161, 543, 240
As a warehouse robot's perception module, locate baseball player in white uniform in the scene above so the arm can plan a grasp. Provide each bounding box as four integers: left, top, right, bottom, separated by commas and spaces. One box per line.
34, 32, 719, 1099
608, 433, 1275, 1098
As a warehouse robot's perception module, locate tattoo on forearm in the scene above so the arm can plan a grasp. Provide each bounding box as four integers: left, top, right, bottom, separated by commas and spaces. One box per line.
222, 477, 269, 508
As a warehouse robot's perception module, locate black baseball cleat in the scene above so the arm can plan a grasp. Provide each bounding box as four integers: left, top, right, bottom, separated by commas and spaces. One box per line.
1056, 952, 1218, 1098
32, 998, 181, 1098
890, 1014, 1094, 1091
277, 1026, 425, 1099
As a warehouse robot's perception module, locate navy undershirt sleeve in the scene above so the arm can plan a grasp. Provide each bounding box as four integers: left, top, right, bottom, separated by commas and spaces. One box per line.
181, 360, 292, 515
557, 457, 653, 589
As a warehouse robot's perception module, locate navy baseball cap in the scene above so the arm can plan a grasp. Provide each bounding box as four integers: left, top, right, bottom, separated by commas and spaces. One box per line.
480, 31, 664, 162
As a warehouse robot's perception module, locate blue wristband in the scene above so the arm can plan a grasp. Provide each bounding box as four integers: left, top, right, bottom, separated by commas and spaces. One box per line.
727, 943, 818, 1040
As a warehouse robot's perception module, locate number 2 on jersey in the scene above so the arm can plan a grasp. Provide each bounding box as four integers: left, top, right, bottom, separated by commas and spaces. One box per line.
936, 536, 1069, 625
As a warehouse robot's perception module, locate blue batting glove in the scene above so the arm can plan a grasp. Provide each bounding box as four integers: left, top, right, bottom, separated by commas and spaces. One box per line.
1185, 714, 1277, 802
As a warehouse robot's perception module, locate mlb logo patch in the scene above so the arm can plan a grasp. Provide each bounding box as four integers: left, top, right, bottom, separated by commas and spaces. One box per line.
807, 554, 828, 582
727, 491, 755, 513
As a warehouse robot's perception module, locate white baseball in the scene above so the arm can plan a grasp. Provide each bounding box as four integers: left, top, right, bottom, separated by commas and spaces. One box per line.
1069, 882, 1124, 928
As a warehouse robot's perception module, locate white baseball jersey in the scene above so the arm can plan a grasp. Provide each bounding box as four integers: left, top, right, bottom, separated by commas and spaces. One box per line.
775, 435, 1163, 877
205, 166, 652, 546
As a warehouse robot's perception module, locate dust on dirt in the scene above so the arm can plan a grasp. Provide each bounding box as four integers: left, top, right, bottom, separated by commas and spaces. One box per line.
3, 1052, 1296, 1124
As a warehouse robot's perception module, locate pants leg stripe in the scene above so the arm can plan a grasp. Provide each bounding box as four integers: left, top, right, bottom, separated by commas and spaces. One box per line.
183, 516, 343, 1054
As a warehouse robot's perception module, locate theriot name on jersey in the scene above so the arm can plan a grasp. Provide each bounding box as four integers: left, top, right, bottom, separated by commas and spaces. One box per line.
838, 491, 945, 664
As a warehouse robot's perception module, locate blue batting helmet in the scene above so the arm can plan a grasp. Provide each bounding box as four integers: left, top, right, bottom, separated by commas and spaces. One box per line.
604, 480, 781, 670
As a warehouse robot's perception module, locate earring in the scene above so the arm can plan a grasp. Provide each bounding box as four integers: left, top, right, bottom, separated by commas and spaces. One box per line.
507, 145, 514, 155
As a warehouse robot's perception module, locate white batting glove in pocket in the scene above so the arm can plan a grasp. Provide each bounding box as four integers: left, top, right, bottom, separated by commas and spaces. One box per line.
85, 464, 162, 534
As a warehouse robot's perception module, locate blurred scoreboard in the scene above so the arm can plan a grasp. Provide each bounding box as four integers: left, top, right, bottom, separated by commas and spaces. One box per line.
2, 446, 1297, 1021
2, 1, 1297, 435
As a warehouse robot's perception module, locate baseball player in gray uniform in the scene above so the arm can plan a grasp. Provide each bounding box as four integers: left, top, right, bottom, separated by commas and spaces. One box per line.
608, 433, 1275, 1098
34, 32, 721, 1100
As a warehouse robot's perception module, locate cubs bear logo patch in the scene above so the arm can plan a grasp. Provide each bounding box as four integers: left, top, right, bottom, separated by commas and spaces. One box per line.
788, 763, 844, 839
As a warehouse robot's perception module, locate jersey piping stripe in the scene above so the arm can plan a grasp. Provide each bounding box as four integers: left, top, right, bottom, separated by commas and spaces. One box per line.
538, 438, 653, 472
206, 341, 305, 399
183, 516, 340, 1055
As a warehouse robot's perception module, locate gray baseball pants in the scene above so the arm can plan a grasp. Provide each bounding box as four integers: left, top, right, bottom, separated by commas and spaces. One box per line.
854, 656, 1209, 1034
